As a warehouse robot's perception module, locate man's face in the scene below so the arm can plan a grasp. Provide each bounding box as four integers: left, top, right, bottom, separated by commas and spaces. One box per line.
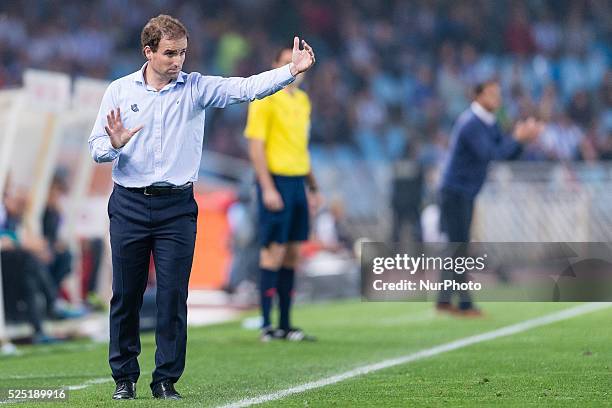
145, 36, 187, 80
477, 83, 502, 112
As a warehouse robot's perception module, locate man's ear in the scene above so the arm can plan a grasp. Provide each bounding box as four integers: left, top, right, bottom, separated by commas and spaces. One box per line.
143, 46, 152, 60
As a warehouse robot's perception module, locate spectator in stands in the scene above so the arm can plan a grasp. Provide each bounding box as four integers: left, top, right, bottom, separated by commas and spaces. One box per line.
540, 113, 590, 161
568, 90, 595, 129
596, 71, 612, 159
0, 0, 609, 164
504, 5, 535, 56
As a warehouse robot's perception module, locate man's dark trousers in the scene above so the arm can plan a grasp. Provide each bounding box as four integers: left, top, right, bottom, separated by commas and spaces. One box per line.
438, 188, 474, 308
108, 183, 197, 389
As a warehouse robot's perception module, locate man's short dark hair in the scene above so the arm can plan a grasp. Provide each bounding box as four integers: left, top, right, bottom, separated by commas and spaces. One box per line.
141, 14, 189, 56
274, 47, 292, 63
473, 80, 498, 97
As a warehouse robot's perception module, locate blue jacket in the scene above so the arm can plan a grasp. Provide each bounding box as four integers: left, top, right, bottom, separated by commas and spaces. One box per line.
440, 109, 522, 198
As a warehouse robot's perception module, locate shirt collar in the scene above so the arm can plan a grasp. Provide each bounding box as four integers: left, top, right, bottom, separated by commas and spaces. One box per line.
133, 62, 186, 87
471, 101, 496, 126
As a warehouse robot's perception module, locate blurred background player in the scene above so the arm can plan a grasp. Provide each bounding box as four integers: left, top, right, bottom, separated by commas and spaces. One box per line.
437, 79, 544, 315
245, 47, 320, 342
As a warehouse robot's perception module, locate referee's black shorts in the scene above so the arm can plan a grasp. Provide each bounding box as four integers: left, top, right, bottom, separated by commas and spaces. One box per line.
256, 175, 309, 247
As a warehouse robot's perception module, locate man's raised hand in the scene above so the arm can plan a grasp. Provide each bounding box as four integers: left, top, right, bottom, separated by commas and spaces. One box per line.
105, 107, 144, 149
289, 36, 316, 76
514, 117, 544, 143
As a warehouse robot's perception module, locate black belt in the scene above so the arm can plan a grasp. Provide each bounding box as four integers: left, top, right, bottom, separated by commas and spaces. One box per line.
123, 182, 193, 196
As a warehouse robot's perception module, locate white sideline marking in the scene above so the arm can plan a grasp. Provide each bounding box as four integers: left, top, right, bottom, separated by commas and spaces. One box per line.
66, 377, 114, 390
218, 302, 612, 408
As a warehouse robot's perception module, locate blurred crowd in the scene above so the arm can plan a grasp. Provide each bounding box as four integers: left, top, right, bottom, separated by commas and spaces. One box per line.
0, 0, 610, 166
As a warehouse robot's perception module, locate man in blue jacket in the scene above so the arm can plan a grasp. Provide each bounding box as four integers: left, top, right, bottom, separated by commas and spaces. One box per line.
437, 80, 543, 315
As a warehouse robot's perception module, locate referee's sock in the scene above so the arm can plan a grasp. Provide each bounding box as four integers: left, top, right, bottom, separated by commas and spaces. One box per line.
259, 268, 278, 328
278, 267, 295, 331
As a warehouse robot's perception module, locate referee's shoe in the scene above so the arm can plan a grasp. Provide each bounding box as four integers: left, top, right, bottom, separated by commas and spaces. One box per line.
260, 327, 317, 342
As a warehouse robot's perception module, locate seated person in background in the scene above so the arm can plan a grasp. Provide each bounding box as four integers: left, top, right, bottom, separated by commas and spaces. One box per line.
1, 184, 59, 343
312, 197, 352, 253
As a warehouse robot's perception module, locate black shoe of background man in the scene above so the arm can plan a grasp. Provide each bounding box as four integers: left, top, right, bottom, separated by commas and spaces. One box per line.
277, 327, 317, 342
435, 302, 459, 315
112, 380, 136, 400
152, 380, 182, 400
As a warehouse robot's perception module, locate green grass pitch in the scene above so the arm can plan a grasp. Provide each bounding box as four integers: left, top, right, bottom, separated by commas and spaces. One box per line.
1, 301, 610, 407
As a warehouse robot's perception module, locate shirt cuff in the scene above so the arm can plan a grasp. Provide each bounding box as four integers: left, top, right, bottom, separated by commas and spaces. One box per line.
282, 63, 297, 82
109, 146, 122, 160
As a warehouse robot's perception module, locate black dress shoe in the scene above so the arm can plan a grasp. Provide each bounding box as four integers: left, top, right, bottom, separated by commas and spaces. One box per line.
152, 380, 181, 400
112, 380, 136, 400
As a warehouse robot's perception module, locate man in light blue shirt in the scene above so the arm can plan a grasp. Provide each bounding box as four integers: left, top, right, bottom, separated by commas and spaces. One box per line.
89, 14, 315, 401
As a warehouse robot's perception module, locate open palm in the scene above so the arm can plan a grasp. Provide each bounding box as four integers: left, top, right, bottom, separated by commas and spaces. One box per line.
105, 108, 143, 149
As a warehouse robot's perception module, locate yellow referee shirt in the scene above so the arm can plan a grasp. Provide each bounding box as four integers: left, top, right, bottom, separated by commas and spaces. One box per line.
244, 88, 311, 176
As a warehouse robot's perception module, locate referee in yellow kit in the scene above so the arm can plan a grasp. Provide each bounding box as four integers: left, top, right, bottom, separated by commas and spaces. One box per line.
245, 47, 320, 342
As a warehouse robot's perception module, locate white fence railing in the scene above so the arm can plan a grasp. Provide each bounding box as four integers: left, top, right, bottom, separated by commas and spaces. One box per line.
474, 162, 612, 242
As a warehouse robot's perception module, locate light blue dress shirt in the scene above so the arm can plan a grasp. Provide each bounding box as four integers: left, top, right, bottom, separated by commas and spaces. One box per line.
88, 63, 295, 187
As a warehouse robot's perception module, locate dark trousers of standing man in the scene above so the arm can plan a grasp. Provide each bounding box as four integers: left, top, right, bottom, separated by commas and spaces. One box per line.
437, 188, 474, 309
108, 183, 197, 389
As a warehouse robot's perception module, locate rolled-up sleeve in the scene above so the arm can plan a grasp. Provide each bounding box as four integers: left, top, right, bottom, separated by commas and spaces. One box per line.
88, 82, 122, 163
194, 64, 295, 109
